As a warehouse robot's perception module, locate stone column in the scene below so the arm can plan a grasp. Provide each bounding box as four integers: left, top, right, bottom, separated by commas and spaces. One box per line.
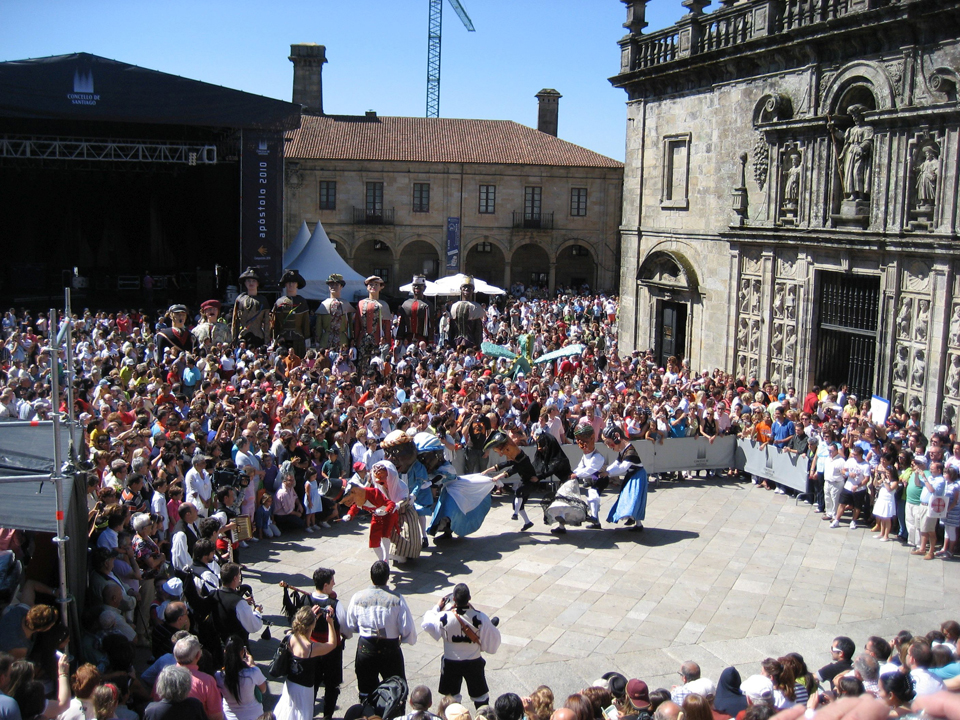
548, 261, 557, 294
392, 256, 401, 288
503, 260, 512, 289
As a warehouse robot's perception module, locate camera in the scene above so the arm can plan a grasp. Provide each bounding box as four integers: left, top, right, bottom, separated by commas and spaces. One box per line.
213, 467, 245, 491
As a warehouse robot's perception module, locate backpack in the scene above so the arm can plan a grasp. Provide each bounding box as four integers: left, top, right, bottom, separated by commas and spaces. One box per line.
363, 676, 408, 720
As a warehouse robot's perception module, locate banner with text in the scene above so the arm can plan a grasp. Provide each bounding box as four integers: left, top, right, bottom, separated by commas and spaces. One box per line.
446, 217, 460, 271
240, 130, 283, 284
736, 439, 810, 492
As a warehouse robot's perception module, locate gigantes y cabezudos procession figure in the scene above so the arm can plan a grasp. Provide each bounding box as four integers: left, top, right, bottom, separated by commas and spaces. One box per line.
192, 299, 233, 347
316, 273, 354, 351
156, 304, 195, 355
231, 267, 270, 347
272, 269, 311, 357
354, 275, 392, 376
450, 276, 484, 348
398, 275, 432, 345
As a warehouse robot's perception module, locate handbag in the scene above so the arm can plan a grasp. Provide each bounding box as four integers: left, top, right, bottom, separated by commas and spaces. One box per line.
268, 635, 292, 679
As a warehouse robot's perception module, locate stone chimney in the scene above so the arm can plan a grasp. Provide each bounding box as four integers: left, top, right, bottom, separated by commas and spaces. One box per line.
535, 88, 562, 137
289, 43, 327, 115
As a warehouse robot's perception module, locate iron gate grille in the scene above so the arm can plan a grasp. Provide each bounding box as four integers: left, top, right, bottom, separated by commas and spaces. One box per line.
816, 272, 880, 400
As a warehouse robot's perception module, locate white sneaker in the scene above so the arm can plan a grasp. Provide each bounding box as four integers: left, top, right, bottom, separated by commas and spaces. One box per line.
248, 537, 260, 543
849, 520, 857, 529
306, 526, 316, 533
830, 520, 840, 528
320, 521, 331, 529
774, 488, 785, 495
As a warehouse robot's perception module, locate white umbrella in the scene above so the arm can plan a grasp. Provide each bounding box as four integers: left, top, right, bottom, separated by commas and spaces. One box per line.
398, 279, 440, 294
425, 273, 506, 296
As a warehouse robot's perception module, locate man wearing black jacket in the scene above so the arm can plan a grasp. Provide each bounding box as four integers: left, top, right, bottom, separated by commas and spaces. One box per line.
211, 563, 263, 649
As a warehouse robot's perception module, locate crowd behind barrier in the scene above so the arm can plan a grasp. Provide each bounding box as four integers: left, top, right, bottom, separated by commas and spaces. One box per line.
0, 283, 953, 720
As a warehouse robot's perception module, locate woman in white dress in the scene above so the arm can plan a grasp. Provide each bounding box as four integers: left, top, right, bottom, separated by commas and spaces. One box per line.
215, 636, 267, 720
273, 606, 338, 720
872, 452, 899, 542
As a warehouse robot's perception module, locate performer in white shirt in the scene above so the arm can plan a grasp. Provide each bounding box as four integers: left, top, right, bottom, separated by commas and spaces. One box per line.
421, 583, 500, 708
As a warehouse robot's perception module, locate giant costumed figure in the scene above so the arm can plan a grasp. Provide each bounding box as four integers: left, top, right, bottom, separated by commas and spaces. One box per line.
272, 268, 311, 356
231, 267, 270, 347
316, 273, 354, 351
156, 304, 195, 355
380, 431, 427, 557
398, 275, 432, 346
449, 276, 484, 348
192, 300, 233, 346
354, 275, 392, 375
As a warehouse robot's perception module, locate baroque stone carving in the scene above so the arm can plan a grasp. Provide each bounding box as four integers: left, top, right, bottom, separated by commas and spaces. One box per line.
830, 104, 874, 202
914, 143, 939, 209
780, 149, 802, 223
742, 249, 762, 276
751, 280, 762, 314
950, 304, 960, 347
739, 279, 751, 313
749, 319, 761, 354
772, 322, 784, 357
773, 284, 785, 319
903, 260, 931, 293
784, 325, 796, 362
753, 132, 769, 190
777, 251, 798, 279
738, 317, 749, 347
786, 285, 797, 321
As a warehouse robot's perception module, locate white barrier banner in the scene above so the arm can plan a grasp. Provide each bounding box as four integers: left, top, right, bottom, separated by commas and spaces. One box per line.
736, 439, 809, 493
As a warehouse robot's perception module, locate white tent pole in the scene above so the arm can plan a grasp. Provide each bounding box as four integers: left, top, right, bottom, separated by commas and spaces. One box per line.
48, 308, 70, 631
64, 289, 78, 459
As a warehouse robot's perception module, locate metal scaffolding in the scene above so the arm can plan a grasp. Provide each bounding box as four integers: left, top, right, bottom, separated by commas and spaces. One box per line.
0, 135, 217, 165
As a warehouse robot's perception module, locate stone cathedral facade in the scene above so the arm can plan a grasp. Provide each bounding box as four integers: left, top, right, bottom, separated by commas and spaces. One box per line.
611, 0, 960, 429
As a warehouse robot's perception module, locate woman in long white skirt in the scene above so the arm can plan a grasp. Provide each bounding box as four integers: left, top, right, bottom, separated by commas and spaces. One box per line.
274, 606, 339, 720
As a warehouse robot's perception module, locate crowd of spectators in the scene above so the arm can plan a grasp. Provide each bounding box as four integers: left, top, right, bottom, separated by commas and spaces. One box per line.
0, 286, 956, 720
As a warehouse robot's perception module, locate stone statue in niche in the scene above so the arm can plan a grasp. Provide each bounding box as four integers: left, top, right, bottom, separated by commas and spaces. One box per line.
915, 145, 939, 207
780, 150, 802, 224
830, 105, 873, 202
909, 395, 923, 414
737, 353, 747, 378
749, 358, 759, 379
894, 390, 905, 409
737, 317, 749, 348
773, 284, 785, 319
950, 304, 960, 347
751, 280, 762, 315
897, 297, 912, 339
943, 403, 957, 429
915, 299, 929, 342
772, 322, 784, 357
947, 354, 960, 397
749, 320, 760, 354
912, 348, 926, 388
739, 279, 751, 313
893, 345, 909, 385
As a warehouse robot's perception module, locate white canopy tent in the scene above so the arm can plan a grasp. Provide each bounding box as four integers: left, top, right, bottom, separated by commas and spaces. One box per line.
398, 279, 440, 295
425, 273, 506, 296
285, 220, 367, 301
282, 220, 312, 267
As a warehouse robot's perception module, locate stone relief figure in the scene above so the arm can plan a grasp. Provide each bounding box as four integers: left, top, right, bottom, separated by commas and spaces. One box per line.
897, 297, 912, 339
782, 153, 802, 207
772, 322, 784, 357
771, 365, 782, 386
737, 353, 747, 378
915, 299, 929, 342
948, 354, 960, 397
737, 317, 749, 348
739, 279, 751, 313
784, 325, 796, 361
773, 284, 785, 318
829, 104, 873, 200
944, 403, 957, 429
894, 390, 905, 409
909, 395, 923, 414
786, 285, 797, 321
915, 145, 939, 208
912, 348, 926, 388
749, 358, 759, 379
751, 280, 762, 315
893, 345, 909, 385
950, 304, 960, 347
749, 320, 760, 354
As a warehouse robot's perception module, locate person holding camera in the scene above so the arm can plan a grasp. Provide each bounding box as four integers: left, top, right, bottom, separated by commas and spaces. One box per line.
211, 563, 263, 650
421, 583, 501, 709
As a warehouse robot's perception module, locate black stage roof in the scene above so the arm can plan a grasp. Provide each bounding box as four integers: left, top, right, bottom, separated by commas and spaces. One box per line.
0, 52, 301, 132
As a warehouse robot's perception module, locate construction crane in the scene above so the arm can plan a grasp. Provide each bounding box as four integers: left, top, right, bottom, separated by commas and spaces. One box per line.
426, 0, 475, 118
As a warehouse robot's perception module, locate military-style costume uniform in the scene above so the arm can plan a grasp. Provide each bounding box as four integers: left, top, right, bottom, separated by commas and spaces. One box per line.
231, 267, 269, 347
192, 299, 233, 346
272, 269, 311, 356
399, 275, 432, 345
354, 275, 392, 375
316, 273, 354, 350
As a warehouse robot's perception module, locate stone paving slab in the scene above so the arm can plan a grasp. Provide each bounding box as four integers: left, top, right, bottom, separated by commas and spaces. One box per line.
240, 476, 954, 715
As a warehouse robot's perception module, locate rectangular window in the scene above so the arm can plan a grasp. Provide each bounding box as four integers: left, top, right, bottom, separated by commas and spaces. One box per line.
319, 181, 337, 210
524, 186, 542, 219
413, 183, 430, 213
478, 185, 496, 214
570, 188, 587, 216
661, 134, 691, 209
365, 182, 384, 215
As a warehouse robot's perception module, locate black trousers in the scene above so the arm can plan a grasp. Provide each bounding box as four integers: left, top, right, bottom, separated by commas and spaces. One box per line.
355, 637, 405, 701
813, 472, 825, 511
313, 647, 344, 719
438, 657, 489, 705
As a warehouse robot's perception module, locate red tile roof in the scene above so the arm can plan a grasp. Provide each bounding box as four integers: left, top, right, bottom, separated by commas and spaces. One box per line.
285, 114, 623, 168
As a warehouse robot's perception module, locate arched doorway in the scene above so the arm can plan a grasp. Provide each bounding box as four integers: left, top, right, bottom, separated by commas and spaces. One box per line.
397, 240, 441, 283
352, 237, 394, 284
556, 243, 596, 292
511, 243, 550, 292
464, 240, 505, 287
637, 250, 699, 367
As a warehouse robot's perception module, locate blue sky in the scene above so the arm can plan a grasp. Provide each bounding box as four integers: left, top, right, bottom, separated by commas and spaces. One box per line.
0, 1, 687, 162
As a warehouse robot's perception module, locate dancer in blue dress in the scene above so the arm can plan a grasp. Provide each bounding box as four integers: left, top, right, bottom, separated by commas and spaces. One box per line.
416, 433, 495, 540
601, 426, 648, 532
